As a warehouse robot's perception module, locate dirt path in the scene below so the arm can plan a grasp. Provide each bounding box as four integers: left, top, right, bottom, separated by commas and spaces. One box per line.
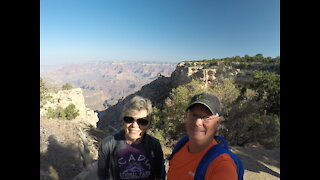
231, 146, 280, 180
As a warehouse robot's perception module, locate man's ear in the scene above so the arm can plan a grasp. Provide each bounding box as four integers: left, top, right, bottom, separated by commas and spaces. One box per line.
218, 116, 225, 123
184, 111, 188, 118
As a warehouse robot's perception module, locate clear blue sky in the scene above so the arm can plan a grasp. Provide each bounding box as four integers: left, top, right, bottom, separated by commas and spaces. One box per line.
40, 0, 280, 65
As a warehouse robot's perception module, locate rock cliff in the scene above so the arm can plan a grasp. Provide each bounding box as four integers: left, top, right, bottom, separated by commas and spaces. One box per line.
40, 88, 99, 128
41, 62, 176, 110
40, 58, 279, 180
71, 59, 280, 180
40, 88, 104, 180
97, 61, 251, 133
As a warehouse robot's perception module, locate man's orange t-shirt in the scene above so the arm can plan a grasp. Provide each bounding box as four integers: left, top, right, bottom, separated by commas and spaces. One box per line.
167, 139, 237, 180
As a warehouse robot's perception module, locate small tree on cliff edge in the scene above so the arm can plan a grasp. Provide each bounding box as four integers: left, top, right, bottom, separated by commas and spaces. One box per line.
62, 83, 73, 90
64, 104, 80, 120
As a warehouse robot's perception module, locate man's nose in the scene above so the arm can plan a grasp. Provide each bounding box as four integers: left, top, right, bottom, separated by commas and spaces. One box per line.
194, 117, 203, 126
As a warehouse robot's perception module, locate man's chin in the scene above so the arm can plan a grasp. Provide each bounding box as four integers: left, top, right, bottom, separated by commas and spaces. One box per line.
190, 130, 206, 136
188, 131, 208, 141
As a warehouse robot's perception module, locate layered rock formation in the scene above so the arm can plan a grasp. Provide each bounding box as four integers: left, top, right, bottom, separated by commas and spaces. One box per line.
40, 62, 176, 110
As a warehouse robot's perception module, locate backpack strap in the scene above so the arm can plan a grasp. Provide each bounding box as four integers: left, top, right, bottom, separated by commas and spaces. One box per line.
214, 135, 229, 149
194, 136, 244, 180
194, 143, 227, 180
214, 136, 244, 180
167, 135, 189, 160
168, 135, 244, 180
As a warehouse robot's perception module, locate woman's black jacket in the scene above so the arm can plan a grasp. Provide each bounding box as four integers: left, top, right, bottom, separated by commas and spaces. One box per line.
97, 130, 166, 180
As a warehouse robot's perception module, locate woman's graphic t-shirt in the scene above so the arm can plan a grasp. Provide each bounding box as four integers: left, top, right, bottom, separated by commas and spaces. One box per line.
117, 142, 151, 180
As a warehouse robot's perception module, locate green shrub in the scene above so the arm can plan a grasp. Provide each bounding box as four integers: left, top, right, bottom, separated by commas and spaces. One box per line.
64, 104, 80, 120
46, 107, 56, 119
153, 76, 280, 149
250, 70, 280, 115
62, 83, 73, 90
154, 79, 240, 145
219, 86, 280, 148
57, 106, 66, 120
40, 77, 52, 108
208, 78, 240, 116
46, 104, 79, 120
226, 113, 280, 149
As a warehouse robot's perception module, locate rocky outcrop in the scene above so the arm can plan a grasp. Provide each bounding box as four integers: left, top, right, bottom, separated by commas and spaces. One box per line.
97, 61, 241, 132
73, 59, 280, 179
170, 61, 242, 87
40, 88, 99, 128
40, 88, 105, 180
96, 60, 278, 133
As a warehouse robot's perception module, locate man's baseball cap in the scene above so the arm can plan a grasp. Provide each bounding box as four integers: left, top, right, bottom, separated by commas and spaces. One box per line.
186, 93, 221, 116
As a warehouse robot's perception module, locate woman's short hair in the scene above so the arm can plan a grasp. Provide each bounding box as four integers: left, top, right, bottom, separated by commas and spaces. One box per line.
122, 96, 153, 119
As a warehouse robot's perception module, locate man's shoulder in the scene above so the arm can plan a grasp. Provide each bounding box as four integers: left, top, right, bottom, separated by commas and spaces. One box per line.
211, 153, 235, 165
205, 153, 238, 179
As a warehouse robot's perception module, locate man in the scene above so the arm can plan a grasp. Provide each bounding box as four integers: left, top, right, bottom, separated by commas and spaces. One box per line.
167, 93, 238, 180
98, 96, 165, 180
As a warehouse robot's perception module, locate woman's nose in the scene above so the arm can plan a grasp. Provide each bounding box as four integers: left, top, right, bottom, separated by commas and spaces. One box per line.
131, 120, 139, 127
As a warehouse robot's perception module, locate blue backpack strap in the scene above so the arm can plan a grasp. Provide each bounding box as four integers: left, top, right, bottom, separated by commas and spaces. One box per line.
230, 152, 244, 180
167, 135, 189, 160
194, 144, 227, 180
214, 136, 244, 180
194, 136, 244, 180
214, 135, 229, 149
168, 135, 244, 180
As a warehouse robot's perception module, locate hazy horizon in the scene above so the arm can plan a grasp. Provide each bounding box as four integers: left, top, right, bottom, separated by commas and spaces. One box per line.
40, 59, 180, 67
41, 0, 280, 66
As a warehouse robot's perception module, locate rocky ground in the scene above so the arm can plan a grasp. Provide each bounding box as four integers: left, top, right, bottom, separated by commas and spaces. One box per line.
231, 146, 280, 180
40, 117, 107, 180
40, 117, 279, 180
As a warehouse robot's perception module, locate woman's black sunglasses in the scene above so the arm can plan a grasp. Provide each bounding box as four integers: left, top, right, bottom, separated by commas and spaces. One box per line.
123, 116, 149, 126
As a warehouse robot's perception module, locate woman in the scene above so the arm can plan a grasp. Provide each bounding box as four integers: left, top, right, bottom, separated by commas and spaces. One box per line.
98, 96, 165, 180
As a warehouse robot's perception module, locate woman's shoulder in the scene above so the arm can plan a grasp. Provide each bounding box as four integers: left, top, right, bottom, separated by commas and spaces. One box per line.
145, 133, 160, 142
101, 130, 124, 145
144, 134, 162, 148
